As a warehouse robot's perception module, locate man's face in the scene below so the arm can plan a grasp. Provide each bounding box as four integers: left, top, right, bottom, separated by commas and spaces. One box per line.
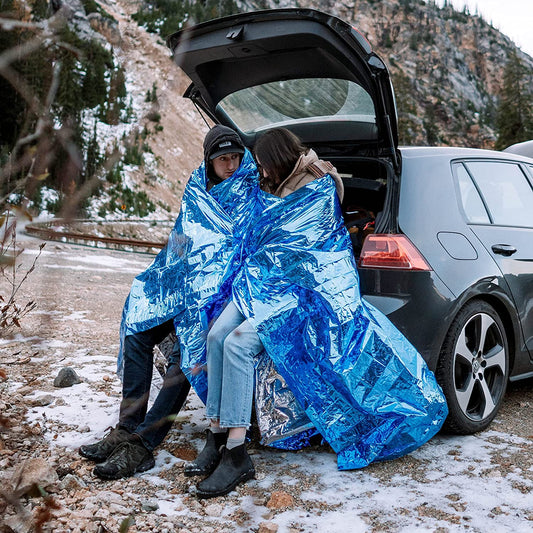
211, 152, 241, 180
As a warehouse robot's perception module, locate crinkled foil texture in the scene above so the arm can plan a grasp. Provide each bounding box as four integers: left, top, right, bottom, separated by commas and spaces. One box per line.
254, 355, 316, 446
231, 179, 448, 469
120, 158, 448, 469
117, 150, 259, 376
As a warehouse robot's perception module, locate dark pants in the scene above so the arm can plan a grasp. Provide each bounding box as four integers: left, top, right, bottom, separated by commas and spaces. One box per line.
119, 320, 190, 451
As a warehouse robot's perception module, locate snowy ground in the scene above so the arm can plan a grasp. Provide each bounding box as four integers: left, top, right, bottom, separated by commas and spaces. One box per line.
1, 237, 533, 532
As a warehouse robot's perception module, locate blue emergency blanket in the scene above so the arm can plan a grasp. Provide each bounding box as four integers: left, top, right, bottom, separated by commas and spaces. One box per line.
231, 178, 448, 468
117, 149, 259, 374
119, 152, 448, 470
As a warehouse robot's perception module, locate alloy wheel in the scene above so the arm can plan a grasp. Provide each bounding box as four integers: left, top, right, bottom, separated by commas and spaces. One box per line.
452, 311, 507, 422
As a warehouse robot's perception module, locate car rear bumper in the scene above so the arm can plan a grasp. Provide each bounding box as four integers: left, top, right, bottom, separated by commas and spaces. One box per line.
359, 268, 456, 371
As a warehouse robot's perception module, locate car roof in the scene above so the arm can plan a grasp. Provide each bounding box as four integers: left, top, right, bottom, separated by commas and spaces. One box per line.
503, 140, 533, 159
400, 146, 533, 164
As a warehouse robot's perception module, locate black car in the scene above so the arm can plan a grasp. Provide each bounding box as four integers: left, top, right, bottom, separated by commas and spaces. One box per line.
168, 8, 533, 434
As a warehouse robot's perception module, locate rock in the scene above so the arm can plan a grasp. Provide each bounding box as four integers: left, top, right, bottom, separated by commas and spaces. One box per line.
59, 473, 87, 491
3, 510, 32, 533
109, 503, 132, 515
16, 386, 34, 396
31, 394, 55, 406
9, 457, 59, 497
53, 367, 82, 387
204, 503, 223, 517
172, 445, 197, 461
29, 423, 42, 435
88, 13, 121, 45
96, 490, 126, 505
141, 499, 159, 512
266, 491, 294, 509
259, 522, 279, 533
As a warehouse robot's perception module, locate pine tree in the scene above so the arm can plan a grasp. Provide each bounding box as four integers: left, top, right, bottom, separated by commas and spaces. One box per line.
85, 122, 101, 179
494, 51, 533, 150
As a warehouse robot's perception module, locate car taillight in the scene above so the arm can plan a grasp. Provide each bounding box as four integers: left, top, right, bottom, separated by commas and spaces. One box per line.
358, 234, 432, 270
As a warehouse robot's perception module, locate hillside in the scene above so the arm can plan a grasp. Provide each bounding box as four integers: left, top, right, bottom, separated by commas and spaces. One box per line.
1, 0, 532, 220
239, 0, 533, 148
105, 0, 533, 217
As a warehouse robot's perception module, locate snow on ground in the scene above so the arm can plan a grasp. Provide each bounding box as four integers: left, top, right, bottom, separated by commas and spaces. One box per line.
1, 239, 532, 532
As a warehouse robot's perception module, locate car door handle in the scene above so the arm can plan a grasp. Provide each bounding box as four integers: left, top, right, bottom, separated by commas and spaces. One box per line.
491, 244, 517, 256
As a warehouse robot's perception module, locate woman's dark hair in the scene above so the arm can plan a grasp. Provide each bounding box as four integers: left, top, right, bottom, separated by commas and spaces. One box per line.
254, 128, 307, 188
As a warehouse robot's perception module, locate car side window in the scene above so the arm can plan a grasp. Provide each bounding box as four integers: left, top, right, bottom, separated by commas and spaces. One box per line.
465, 161, 533, 228
455, 163, 490, 224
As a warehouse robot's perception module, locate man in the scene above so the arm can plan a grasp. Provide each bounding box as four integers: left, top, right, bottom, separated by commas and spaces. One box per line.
79, 125, 246, 479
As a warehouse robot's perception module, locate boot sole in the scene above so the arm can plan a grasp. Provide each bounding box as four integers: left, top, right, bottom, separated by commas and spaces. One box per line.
93, 455, 156, 480
196, 468, 255, 499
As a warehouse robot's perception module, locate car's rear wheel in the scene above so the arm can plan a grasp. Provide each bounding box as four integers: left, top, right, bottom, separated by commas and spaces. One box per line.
437, 300, 509, 434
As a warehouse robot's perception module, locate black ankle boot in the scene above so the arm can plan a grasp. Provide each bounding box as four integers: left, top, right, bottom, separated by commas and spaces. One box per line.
196, 444, 255, 499
184, 429, 227, 477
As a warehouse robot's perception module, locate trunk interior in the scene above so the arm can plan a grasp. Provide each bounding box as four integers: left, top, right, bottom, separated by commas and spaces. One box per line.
319, 155, 396, 258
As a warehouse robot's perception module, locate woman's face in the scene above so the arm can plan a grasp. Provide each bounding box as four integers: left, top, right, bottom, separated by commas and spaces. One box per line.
211, 152, 241, 180
256, 157, 268, 179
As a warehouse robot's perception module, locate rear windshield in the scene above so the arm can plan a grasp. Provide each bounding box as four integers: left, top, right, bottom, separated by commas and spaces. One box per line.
217, 78, 376, 134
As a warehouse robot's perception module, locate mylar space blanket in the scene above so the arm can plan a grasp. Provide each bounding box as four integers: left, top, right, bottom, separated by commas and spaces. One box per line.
231, 178, 448, 469
117, 150, 259, 375
120, 152, 448, 469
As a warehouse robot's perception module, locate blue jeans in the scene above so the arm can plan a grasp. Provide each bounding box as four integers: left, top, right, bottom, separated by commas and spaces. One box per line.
119, 320, 190, 451
206, 301, 264, 428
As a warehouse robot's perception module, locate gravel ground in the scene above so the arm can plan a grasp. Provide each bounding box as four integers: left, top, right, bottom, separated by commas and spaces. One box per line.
1, 236, 533, 533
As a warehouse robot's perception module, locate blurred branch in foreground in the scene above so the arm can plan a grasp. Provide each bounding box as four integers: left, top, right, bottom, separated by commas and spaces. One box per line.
0, 208, 44, 337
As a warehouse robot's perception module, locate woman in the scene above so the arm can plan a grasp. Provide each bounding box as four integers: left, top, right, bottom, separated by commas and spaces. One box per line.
255, 127, 343, 200
186, 128, 343, 499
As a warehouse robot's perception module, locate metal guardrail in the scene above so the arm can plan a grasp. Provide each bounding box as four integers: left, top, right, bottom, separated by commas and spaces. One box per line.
25, 219, 170, 254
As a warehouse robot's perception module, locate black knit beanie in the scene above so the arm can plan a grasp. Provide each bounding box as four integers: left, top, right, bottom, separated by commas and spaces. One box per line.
203, 125, 245, 163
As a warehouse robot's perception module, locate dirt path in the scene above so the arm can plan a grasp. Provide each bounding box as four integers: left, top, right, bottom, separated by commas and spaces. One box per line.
1, 236, 532, 532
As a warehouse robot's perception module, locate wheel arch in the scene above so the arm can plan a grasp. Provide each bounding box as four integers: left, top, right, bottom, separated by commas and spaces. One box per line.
436, 294, 512, 434
473, 294, 517, 373
438, 283, 520, 375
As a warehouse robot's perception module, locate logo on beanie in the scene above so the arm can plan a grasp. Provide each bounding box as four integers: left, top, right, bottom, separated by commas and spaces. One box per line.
219, 141, 232, 148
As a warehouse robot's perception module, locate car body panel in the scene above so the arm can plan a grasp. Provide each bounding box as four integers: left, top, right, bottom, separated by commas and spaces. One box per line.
458, 160, 533, 361
503, 139, 533, 159
359, 269, 455, 370
393, 147, 533, 377
469, 225, 533, 357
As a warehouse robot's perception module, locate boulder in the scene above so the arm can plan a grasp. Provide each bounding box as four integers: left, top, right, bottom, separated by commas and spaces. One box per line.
53, 367, 81, 387
10, 457, 58, 498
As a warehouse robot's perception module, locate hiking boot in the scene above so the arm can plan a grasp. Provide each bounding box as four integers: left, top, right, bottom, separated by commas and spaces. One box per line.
93, 439, 155, 480
196, 444, 255, 499
79, 427, 131, 463
184, 429, 227, 477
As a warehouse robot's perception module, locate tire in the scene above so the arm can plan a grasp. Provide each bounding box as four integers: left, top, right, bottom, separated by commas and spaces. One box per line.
437, 300, 509, 434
